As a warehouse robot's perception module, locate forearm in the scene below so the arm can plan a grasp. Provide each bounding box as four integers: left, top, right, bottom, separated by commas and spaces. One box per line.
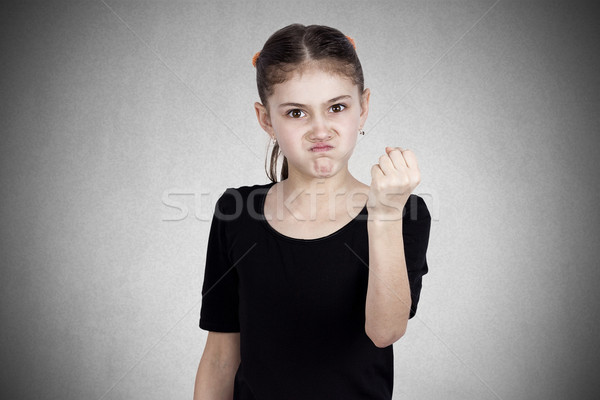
193, 354, 239, 400
364, 218, 411, 348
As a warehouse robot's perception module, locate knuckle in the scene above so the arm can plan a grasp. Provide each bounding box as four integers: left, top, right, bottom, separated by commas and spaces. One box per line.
390, 176, 403, 186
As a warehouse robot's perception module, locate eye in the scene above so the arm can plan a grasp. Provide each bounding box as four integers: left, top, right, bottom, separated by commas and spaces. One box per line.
330, 104, 346, 113
286, 109, 306, 118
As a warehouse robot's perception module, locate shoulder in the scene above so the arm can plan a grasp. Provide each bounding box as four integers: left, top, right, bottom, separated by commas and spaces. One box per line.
230, 182, 274, 199
214, 182, 274, 217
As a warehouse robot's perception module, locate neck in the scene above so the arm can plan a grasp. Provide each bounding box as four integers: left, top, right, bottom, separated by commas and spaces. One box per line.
278, 165, 360, 209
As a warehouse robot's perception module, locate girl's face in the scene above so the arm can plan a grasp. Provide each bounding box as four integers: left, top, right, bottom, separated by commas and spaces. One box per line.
255, 67, 370, 180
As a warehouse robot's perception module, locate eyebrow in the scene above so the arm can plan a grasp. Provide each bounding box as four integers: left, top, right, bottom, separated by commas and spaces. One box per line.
277, 95, 353, 109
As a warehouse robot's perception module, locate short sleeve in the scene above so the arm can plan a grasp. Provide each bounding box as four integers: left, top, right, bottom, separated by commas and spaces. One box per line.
403, 195, 432, 319
199, 189, 241, 332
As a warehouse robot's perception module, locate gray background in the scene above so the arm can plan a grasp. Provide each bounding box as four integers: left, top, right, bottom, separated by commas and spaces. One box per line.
1, 0, 599, 399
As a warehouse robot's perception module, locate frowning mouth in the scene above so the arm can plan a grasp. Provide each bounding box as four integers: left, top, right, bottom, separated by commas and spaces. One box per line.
310, 145, 333, 152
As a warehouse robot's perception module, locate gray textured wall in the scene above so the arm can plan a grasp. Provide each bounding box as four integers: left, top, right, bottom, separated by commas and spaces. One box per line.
1, 1, 599, 399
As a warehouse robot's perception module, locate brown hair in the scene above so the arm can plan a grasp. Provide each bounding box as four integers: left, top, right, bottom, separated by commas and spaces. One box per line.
254, 23, 365, 182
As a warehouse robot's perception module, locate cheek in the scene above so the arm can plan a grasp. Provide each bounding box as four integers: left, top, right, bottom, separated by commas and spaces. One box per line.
272, 117, 298, 136
343, 133, 358, 150
274, 135, 298, 157
273, 122, 303, 148
341, 119, 360, 138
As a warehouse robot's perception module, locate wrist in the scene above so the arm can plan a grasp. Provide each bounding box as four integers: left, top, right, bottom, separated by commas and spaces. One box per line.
367, 212, 404, 223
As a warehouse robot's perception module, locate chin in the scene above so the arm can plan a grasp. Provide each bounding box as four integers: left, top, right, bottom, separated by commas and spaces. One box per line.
313, 164, 336, 177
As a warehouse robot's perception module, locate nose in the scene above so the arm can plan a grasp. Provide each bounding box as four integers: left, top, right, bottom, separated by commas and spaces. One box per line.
308, 115, 333, 142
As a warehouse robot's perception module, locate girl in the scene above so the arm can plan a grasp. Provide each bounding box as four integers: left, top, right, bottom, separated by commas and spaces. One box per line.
194, 23, 431, 400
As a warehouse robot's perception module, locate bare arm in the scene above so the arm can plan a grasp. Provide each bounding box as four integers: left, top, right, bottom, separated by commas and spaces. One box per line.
193, 332, 241, 400
365, 147, 422, 348
364, 218, 411, 348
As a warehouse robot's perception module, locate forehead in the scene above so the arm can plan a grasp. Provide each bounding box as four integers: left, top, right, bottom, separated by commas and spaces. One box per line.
269, 66, 359, 104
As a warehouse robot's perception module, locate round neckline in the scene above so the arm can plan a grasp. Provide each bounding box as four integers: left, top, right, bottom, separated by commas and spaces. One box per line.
259, 181, 368, 243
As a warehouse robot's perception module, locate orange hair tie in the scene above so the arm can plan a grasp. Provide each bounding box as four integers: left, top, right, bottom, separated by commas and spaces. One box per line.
345, 35, 356, 50
252, 51, 261, 67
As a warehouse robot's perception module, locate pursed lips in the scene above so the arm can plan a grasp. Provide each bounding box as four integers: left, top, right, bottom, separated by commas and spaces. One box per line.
310, 144, 333, 152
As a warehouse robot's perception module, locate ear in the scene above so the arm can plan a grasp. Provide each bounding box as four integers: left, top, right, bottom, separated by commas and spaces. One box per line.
254, 102, 275, 137
359, 88, 370, 128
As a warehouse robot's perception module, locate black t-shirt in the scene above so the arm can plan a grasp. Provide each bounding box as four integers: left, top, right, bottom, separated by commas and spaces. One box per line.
199, 181, 431, 400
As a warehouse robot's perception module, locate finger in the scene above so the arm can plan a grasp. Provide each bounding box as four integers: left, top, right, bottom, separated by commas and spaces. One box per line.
386, 146, 405, 154
387, 147, 408, 169
378, 153, 396, 175
370, 163, 384, 179
399, 149, 418, 170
